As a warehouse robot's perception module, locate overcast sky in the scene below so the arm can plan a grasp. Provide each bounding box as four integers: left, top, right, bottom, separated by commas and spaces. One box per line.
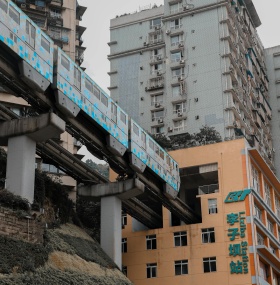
77, 0, 280, 162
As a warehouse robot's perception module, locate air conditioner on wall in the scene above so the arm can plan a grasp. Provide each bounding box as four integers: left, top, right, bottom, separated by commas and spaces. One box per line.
166, 30, 170, 35
155, 102, 161, 108
180, 60, 185, 64
158, 118, 163, 123
177, 112, 182, 117
168, 127, 173, 132
21, 3, 26, 8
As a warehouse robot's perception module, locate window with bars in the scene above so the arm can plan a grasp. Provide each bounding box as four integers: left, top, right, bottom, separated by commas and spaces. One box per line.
252, 166, 260, 193
174, 231, 187, 246
254, 205, 262, 220
175, 260, 188, 275
146, 235, 157, 250
147, 263, 157, 278
202, 228, 215, 243
264, 182, 272, 208
208, 199, 217, 214
267, 219, 274, 234
170, 18, 182, 30
203, 257, 216, 273
122, 238, 127, 253
276, 197, 280, 219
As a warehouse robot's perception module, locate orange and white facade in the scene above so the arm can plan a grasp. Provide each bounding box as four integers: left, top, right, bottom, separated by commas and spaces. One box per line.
121, 139, 280, 285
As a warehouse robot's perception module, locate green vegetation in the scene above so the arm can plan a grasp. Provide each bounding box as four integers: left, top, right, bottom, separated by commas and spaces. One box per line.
152, 125, 222, 150
85, 159, 109, 179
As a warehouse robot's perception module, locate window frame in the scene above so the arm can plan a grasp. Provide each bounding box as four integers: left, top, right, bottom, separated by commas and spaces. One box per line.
175, 259, 188, 275
146, 234, 157, 250
208, 198, 218, 214
201, 227, 215, 244
174, 231, 187, 247
122, 238, 127, 253
203, 257, 217, 273
147, 263, 157, 278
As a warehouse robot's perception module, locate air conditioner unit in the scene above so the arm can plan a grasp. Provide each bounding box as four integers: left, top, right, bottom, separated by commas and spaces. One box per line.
180, 60, 185, 64
168, 127, 173, 132
157, 55, 162, 60
143, 42, 148, 46
194, 97, 198, 102
155, 102, 161, 108
155, 26, 160, 30
158, 118, 163, 123
178, 43, 184, 48
21, 3, 26, 8
195, 115, 199, 120
177, 112, 182, 117
166, 30, 170, 35
157, 71, 162, 76
183, 5, 190, 11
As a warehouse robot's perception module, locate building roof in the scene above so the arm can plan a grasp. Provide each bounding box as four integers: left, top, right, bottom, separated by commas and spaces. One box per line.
244, 0, 261, 28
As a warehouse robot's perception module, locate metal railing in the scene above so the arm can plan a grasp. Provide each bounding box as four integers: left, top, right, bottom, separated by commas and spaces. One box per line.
198, 184, 219, 195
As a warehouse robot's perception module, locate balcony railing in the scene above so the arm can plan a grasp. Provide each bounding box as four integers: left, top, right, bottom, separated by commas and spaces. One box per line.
198, 184, 219, 195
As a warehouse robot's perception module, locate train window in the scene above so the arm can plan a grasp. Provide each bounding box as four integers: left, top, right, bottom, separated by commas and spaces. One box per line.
9, 32, 17, 43
61, 54, 70, 71
85, 78, 93, 93
101, 92, 108, 107
149, 139, 154, 150
155, 145, 160, 156
82, 96, 86, 104
166, 156, 171, 168
120, 111, 126, 125
159, 149, 164, 160
141, 131, 146, 149
133, 124, 139, 136
9, 5, 20, 25
0, 0, 8, 13
41, 36, 50, 53
93, 86, 100, 100
111, 102, 117, 123
26, 20, 36, 48
74, 67, 81, 90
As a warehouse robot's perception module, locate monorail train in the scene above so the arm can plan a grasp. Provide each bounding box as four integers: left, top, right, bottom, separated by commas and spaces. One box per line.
0, 0, 180, 198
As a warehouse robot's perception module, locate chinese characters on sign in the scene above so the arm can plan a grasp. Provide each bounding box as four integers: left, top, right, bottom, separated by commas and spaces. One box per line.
227, 211, 249, 274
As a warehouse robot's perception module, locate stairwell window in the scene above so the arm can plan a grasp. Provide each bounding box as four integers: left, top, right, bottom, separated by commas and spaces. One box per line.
146, 234, 157, 250
208, 199, 217, 214
203, 257, 217, 273
147, 263, 157, 278
201, 228, 215, 243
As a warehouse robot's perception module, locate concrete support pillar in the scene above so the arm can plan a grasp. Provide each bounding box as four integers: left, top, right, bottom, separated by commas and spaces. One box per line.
6, 136, 36, 203
0, 113, 65, 204
101, 196, 122, 269
78, 178, 146, 269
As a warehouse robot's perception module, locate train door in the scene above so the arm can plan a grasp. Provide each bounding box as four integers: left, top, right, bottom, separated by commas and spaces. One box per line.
25, 20, 35, 48
111, 102, 117, 124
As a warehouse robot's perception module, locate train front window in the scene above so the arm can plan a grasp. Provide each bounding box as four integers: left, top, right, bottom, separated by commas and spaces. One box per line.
74, 67, 81, 90
41, 35, 50, 53
61, 54, 70, 71
0, 0, 8, 13
9, 5, 20, 25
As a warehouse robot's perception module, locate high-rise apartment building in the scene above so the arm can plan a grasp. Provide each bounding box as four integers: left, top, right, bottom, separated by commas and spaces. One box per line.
108, 0, 273, 169
120, 139, 280, 285
265, 46, 280, 179
0, 0, 87, 195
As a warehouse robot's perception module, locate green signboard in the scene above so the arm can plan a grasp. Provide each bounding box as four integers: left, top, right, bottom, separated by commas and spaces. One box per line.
225, 189, 251, 203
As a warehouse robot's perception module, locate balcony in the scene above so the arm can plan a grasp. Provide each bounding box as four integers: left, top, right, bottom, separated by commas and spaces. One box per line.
76, 3, 86, 21
17, 2, 47, 14
47, 31, 69, 43
47, 13, 63, 27
198, 184, 219, 195
49, 0, 63, 7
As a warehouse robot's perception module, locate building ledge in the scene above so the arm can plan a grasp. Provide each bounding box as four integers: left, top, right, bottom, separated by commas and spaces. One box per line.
256, 245, 280, 268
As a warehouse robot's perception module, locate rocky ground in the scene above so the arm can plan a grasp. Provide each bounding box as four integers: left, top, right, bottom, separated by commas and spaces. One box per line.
0, 224, 132, 285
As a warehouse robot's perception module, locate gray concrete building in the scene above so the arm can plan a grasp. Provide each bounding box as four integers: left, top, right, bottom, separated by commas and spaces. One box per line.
108, 0, 273, 169
265, 46, 280, 177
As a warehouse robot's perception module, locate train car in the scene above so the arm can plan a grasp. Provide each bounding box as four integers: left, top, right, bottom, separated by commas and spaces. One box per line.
52, 47, 128, 156
0, 0, 54, 92
129, 119, 180, 199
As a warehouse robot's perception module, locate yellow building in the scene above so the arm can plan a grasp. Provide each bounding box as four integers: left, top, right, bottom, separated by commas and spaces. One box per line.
121, 139, 280, 285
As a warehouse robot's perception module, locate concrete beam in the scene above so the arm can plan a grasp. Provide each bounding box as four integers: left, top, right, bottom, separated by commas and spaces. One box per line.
78, 178, 145, 201
0, 113, 65, 145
